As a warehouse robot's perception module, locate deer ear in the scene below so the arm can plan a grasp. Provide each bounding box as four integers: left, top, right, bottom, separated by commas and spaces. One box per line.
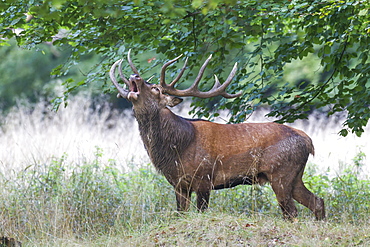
166, 96, 183, 107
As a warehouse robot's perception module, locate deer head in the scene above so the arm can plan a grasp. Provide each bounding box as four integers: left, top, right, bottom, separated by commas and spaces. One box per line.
109, 50, 242, 111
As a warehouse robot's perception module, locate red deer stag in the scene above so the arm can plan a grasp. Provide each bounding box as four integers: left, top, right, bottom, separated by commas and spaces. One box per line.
109, 50, 325, 220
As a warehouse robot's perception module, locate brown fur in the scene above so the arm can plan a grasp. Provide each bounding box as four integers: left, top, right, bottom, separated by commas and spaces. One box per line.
0, 237, 22, 247
114, 73, 325, 220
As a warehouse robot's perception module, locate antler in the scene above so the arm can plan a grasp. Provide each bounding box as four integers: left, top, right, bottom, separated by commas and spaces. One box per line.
109, 59, 129, 99
109, 49, 140, 99
110, 50, 242, 99
160, 54, 242, 99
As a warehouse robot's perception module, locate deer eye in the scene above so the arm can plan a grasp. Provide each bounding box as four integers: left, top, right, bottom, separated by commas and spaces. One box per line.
151, 86, 160, 94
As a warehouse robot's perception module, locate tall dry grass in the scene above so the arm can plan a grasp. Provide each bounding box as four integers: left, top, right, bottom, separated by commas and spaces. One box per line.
1, 94, 369, 177
0, 95, 148, 175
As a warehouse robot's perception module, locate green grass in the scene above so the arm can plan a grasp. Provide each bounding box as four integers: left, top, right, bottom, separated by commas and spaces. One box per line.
121, 212, 370, 247
0, 148, 369, 246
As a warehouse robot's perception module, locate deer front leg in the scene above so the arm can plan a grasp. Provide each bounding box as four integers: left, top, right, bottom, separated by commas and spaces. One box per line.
175, 187, 192, 211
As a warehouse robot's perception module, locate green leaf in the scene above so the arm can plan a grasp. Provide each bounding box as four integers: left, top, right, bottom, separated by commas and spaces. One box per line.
1, 0, 369, 135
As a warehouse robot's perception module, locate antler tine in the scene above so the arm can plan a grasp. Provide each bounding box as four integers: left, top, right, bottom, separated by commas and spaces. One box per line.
169, 57, 188, 87
161, 55, 242, 99
212, 62, 243, 98
160, 54, 184, 86
127, 49, 140, 75
109, 59, 129, 99
147, 75, 155, 82
189, 54, 213, 91
118, 58, 130, 87
161, 54, 212, 96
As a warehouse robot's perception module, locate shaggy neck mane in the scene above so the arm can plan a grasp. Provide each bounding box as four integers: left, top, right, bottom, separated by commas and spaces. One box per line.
134, 107, 195, 178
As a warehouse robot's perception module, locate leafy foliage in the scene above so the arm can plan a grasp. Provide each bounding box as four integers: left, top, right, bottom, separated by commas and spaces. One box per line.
1, 0, 369, 135
0, 40, 64, 110
0, 40, 101, 112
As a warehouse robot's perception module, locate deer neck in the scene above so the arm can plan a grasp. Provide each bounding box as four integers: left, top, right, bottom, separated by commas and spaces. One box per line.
134, 107, 195, 177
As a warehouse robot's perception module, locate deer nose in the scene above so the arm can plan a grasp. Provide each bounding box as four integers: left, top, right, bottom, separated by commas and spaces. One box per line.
130, 74, 141, 81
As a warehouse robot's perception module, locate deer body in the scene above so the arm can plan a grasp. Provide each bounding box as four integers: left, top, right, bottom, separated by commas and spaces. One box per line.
109, 52, 325, 220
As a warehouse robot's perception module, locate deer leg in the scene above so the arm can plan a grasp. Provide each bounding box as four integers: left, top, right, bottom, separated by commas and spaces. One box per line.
175, 188, 192, 211
196, 190, 210, 211
270, 177, 297, 220
293, 178, 326, 220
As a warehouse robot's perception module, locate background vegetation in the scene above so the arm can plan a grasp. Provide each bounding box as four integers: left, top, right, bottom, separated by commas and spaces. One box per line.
1, 0, 370, 136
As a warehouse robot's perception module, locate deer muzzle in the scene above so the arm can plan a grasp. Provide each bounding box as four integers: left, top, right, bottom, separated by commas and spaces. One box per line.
127, 74, 142, 101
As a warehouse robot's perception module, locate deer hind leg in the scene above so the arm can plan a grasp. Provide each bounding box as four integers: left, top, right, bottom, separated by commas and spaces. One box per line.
270, 176, 298, 220
196, 189, 210, 211
292, 175, 326, 220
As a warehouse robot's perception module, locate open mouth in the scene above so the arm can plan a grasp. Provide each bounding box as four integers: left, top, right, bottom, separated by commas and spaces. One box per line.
127, 74, 141, 101
130, 80, 138, 93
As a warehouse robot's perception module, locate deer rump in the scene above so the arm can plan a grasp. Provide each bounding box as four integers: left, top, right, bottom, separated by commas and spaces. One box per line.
109, 51, 325, 220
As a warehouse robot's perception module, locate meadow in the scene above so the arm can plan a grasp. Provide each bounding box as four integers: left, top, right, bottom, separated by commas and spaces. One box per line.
0, 95, 369, 246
